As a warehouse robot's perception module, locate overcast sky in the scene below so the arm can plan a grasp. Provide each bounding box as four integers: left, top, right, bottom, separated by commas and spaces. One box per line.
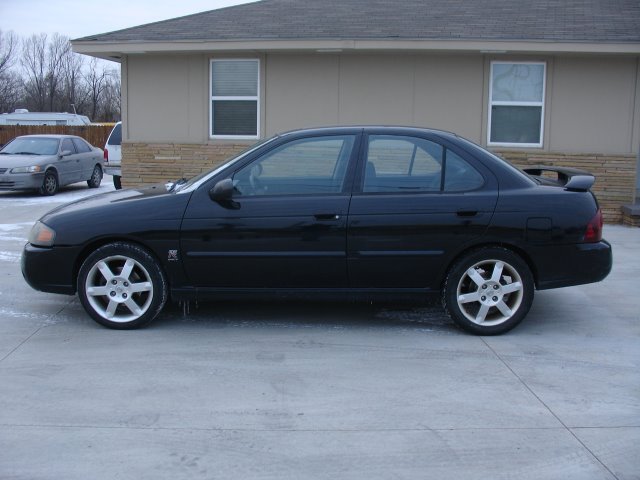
0, 0, 255, 39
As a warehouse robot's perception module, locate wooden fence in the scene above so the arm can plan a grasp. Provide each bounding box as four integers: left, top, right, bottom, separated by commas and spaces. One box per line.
0, 125, 113, 149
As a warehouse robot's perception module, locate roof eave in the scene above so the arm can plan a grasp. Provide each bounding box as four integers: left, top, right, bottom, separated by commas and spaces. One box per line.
71, 38, 640, 60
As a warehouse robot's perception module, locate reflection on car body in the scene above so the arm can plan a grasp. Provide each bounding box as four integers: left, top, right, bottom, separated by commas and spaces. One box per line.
21, 127, 612, 334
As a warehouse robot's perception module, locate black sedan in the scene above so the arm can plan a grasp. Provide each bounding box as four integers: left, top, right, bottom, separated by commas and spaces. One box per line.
21, 127, 612, 334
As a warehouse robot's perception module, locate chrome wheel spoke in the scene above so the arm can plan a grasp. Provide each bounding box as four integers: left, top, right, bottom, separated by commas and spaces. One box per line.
458, 292, 480, 304
86, 286, 109, 297
130, 281, 152, 293
105, 300, 118, 318
97, 261, 115, 282
467, 268, 486, 287
496, 301, 513, 317
124, 298, 143, 316
490, 261, 504, 282
475, 304, 490, 324
502, 282, 523, 295
120, 259, 135, 280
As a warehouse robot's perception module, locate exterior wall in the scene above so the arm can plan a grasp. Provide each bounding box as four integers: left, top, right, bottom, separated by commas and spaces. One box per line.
121, 52, 640, 221
122, 142, 248, 186
549, 57, 638, 154
123, 52, 639, 155
265, 54, 484, 141
124, 54, 208, 143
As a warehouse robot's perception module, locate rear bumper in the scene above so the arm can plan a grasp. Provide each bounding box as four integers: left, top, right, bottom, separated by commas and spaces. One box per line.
21, 243, 78, 295
104, 166, 121, 176
534, 240, 612, 290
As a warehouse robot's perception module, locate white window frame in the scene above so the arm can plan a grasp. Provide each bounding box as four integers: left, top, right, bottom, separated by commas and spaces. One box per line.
488, 61, 546, 148
209, 58, 260, 140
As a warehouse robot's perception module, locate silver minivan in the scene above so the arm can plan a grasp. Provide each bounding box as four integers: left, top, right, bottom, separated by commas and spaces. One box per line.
103, 122, 122, 189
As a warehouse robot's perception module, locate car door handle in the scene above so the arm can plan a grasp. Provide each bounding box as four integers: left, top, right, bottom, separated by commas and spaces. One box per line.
456, 210, 478, 217
314, 214, 341, 221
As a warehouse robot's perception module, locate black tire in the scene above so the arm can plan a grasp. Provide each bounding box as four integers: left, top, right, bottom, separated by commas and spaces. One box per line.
443, 247, 534, 335
87, 165, 103, 188
113, 175, 122, 190
77, 242, 167, 329
39, 170, 58, 196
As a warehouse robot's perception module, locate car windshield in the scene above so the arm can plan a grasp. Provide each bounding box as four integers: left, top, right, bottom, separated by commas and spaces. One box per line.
174, 136, 278, 192
0, 137, 59, 156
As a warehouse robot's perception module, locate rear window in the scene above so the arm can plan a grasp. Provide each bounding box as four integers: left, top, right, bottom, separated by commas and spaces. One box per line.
107, 124, 122, 146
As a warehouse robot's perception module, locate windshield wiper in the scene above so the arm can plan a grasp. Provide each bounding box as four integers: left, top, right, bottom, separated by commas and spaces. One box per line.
167, 177, 188, 192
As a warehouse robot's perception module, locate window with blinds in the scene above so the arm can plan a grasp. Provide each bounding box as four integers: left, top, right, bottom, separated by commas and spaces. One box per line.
210, 59, 259, 138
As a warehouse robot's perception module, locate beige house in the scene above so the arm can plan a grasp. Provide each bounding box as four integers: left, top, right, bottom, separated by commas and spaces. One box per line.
73, 0, 640, 223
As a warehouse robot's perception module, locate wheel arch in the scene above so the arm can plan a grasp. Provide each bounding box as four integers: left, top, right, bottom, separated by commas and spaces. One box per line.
442, 241, 540, 290
72, 237, 170, 293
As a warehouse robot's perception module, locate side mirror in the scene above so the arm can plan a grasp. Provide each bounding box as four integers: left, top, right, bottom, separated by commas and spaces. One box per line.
60, 150, 72, 157
209, 179, 240, 209
209, 178, 234, 201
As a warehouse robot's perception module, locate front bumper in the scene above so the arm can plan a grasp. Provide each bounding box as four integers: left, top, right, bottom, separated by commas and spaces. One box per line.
21, 243, 80, 295
534, 240, 613, 290
0, 172, 44, 191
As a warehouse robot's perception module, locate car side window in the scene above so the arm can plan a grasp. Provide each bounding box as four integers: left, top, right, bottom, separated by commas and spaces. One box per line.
61, 138, 76, 154
72, 138, 91, 153
364, 135, 443, 193
444, 150, 484, 192
233, 135, 355, 196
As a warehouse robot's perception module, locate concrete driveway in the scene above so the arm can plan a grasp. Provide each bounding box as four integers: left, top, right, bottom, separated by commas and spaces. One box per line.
0, 182, 638, 480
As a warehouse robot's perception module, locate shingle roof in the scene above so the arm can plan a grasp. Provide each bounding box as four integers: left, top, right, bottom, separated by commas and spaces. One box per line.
75, 0, 640, 44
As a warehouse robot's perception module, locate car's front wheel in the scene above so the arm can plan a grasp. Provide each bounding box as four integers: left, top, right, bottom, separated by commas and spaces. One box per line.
77, 242, 167, 329
443, 247, 534, 335
39, 170, 58, 196
87, 165, 102, 188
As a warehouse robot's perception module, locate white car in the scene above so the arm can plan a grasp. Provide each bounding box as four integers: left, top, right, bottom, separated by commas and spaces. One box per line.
103, 122, 122, 189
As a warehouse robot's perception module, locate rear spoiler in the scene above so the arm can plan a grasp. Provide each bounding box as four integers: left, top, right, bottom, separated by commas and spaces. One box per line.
522, 165, 595, 192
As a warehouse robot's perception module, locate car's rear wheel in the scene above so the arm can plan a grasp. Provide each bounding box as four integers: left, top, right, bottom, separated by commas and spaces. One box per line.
113, 175, 122, 190
87, 165, 102, 188
39, 170, 58, 196
443, 247, 534, 335
77, 242, 167, 329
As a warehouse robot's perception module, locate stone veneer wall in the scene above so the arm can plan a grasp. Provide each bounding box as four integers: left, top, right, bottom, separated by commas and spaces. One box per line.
122, 142, 251, 188
122, 142, 637, 224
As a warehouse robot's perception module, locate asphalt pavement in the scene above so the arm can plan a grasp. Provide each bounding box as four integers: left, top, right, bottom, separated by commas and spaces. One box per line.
0, 179, 638, 480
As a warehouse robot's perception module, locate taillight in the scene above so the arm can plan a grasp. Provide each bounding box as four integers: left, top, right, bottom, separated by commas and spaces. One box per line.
583, 209, 603, 243
103, 148, 109, 161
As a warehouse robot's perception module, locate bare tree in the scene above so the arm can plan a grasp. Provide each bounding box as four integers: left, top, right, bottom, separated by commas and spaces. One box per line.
12, 32, 120, 120
84, 57, 109, 120
45, 33, 70, 111
0, 71, 22, 113
0, 30, 18, 76
21, 34, 48, 111
0, 30, 20, 113
61, 48, 88, 114
101, 68, 121, 121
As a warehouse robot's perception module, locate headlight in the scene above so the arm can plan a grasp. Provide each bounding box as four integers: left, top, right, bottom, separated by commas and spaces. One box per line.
11, 165, 42, 174
28, 221, 56, 247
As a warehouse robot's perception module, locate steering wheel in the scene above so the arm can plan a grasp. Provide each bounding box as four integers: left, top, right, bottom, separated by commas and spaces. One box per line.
249, 164, 265, 194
